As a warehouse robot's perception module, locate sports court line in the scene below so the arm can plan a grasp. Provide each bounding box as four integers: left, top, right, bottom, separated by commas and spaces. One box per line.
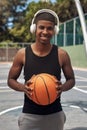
0, 86, 9, 89
0, 106, 23, 116
0, 86, 87, 94
0, 89, 14, 92
0, 79, 24, 83
0, 104, 87, 116
0, 105, 23, 116
0, 75, 87, 83
73, 87, 87, 94
75, 75, 87, 80
62, 103, 87, 111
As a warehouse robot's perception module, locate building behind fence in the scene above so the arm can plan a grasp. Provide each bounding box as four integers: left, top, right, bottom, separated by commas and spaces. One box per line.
0, 14, 87, 62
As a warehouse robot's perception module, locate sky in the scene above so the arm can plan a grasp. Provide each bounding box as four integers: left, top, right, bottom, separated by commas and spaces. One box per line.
28, 0, 56, 3
8, 0, 56, 28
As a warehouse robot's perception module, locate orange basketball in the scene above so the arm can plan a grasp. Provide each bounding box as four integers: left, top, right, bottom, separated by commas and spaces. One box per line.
29, 73, 60, 105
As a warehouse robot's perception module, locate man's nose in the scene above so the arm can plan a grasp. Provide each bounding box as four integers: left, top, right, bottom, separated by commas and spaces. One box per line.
43, 28, 48, 34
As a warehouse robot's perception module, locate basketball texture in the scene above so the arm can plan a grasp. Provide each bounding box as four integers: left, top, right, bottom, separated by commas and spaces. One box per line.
29, 73, 60, 105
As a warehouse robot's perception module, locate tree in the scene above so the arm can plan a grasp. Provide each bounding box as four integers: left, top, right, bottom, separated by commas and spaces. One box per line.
54, 0, 78, 22
8, 0, 27, 26
0, 0, 10, 41
9, 1, 54, 42
80, 0, 87, 13
0, 0, 27, 42
1, 0, 87, 42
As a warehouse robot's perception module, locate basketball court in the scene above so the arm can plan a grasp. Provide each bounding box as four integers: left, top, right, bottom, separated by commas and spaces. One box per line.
0, 63, 87, 130
0, 0, 87, 129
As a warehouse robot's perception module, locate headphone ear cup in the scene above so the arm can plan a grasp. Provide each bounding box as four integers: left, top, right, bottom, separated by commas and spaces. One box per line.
30, 24, 36, 34
54, 25, 59, 34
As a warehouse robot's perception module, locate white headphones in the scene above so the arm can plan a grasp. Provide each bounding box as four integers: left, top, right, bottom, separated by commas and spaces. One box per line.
30, 9, 59, 34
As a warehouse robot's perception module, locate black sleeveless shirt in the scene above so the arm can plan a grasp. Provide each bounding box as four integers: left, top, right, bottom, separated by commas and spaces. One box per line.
23, 44, 62, 115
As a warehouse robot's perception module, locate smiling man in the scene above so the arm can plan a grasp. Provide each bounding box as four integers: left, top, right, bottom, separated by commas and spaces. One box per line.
7, 9, 75, 130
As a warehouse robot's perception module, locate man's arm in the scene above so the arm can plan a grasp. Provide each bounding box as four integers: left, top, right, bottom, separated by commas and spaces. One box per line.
59, 48, 75, 92
7, 48, 25, 92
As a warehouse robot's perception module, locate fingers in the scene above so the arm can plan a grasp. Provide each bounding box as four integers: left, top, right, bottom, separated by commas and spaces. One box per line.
26, 74, 36, 86
57, 80, 62, 85
24, 75, 36, 100
24, 84, 33, 100
56, 85, 62, 98
26, 79, 33, 86
53, 76, 62, 85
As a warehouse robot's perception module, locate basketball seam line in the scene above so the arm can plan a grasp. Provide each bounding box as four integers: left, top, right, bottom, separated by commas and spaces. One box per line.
39, 76, 50, 104
34, 76, 41, 104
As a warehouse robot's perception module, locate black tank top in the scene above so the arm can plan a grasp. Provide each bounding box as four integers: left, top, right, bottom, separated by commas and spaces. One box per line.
23, 44, 62, 115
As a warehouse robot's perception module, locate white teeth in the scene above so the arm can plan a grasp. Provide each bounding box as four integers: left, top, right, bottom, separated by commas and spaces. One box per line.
41, 36, 48, 38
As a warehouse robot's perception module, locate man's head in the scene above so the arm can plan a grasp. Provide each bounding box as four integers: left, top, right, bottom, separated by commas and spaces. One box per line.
34, 12, 57, 25
30, 9, 59, 34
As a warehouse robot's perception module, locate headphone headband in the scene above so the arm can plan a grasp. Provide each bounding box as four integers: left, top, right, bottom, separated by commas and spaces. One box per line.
30, 9, 60, 34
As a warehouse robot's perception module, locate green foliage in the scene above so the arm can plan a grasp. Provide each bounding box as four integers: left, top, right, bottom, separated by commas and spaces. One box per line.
0, 0, 87, 43
10, 1, 54, 42
0, 0, 27, 42
0, 41, 19, 48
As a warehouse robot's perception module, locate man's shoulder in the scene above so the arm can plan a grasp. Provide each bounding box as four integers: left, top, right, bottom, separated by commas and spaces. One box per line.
52, 45, 69, 58
58, 47, 67, 53
58, 47, 70, 59
17, 48, 25, 54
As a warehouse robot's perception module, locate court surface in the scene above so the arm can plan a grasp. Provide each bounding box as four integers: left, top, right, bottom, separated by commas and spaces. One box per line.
0, 63, 87, 130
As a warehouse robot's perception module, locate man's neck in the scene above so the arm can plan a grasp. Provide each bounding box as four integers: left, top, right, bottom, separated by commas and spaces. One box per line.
31, 43, 53, 57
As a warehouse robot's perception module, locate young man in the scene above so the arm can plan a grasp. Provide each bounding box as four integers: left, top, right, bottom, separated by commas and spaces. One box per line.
7, 9, 75, 130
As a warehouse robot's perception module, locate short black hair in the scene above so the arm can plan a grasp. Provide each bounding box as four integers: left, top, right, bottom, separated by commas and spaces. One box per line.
34, 12, 57, 25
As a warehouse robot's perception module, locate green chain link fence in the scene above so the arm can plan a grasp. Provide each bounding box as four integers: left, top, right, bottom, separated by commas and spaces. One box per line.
51, 13, 87, 47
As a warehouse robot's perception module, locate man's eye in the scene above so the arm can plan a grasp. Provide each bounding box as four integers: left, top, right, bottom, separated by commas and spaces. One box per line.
47, 27, 54, 31
38, 26, 54, 31
39, 26, 44, 30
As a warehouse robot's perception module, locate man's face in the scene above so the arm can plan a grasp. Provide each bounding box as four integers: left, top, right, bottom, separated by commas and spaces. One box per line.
35, 20, 55, 44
